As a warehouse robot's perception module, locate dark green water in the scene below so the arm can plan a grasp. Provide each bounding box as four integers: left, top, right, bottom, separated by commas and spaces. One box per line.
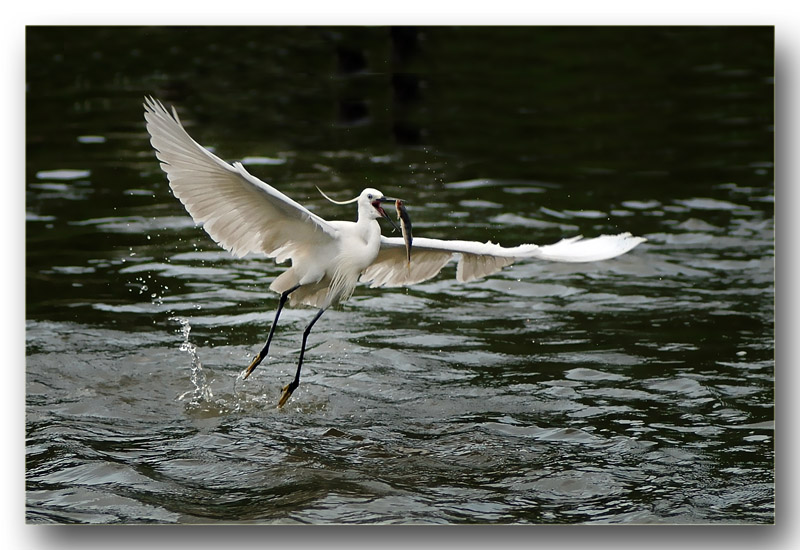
26, 26, 774, 523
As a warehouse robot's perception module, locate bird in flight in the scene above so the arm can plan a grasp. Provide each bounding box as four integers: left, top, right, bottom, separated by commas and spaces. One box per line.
144, 97, 645, 407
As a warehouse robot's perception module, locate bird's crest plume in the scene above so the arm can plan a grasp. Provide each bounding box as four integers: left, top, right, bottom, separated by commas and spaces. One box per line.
316, 186, 359, 205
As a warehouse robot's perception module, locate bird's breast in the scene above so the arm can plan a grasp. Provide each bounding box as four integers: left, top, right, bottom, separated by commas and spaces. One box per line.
326, 219, 382, 271
351, 220, 382, 269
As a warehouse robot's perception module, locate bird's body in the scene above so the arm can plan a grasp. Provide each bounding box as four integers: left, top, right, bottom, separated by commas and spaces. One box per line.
144, 97, 646, 407
269, 192, 386, 309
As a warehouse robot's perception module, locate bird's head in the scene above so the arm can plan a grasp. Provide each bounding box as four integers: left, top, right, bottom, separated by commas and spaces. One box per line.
317, 186, 402, 229
363, 188, 393, 220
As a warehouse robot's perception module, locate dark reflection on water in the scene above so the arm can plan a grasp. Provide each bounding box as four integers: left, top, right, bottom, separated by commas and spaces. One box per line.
26, 26, 773, 524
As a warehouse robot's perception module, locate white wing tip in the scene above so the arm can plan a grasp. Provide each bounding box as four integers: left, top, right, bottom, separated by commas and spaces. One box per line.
534, 232, 646, 263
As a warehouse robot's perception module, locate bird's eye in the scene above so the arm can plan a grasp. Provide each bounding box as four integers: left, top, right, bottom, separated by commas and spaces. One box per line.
367, 194, 373, 200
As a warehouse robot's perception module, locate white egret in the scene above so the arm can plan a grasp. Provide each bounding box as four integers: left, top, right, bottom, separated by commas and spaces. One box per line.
144, 97, 646, 407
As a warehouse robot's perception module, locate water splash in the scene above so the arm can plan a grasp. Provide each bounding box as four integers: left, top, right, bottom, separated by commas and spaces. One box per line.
171, 316, 213, 406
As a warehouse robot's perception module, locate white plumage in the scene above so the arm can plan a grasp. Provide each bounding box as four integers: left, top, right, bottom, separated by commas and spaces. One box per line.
143, 97, 646, 407
364, 233, 645, 288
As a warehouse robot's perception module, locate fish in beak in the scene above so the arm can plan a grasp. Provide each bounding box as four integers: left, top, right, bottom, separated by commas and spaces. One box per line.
395, 199, 412, 265
374, 197, 402, 233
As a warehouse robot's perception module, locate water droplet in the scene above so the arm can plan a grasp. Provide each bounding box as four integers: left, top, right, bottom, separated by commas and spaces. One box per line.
170, 316, 213, 405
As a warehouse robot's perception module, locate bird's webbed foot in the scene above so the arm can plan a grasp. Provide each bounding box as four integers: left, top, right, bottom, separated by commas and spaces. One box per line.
278, 380, 299, 408
243, 353, 264, 380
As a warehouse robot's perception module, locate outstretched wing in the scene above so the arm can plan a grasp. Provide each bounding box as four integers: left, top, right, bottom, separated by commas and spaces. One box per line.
361, 233, 646, 288
144, 97, 337, 262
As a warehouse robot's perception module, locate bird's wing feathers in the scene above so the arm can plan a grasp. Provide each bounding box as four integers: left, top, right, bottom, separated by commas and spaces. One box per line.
145, 97, 646, 288
144, 97, 337, 260
362, 233, 646, 287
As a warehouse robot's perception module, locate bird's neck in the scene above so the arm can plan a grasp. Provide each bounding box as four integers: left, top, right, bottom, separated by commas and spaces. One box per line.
354, 214, 382, 247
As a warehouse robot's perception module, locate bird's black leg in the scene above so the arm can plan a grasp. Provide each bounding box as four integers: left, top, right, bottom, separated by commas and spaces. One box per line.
278, 307, 326, 407
243, 284, 300, 379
